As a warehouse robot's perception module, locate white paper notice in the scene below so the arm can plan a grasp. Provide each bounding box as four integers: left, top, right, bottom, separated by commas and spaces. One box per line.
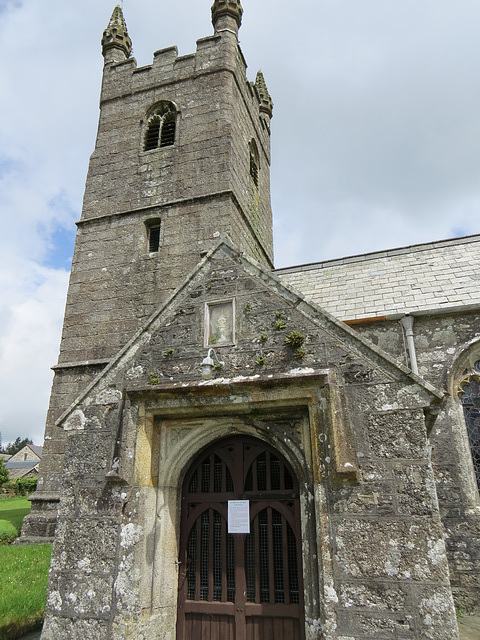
228, 500, 250, 534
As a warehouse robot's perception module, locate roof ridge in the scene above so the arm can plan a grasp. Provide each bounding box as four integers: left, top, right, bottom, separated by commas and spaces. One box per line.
275, 233, 480, 274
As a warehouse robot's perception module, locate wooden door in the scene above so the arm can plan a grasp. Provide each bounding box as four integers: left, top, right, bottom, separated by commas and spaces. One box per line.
177, 437, 305, 640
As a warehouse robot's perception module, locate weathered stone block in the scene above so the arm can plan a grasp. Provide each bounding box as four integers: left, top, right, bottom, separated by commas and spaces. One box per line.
339, 582, 407, 611
366, 409, 428, 459
334, 519, 449, 582
41, 617, 111, 640
46, 572, 114, 618
415, 587, 459, 639
53, 519, 119, 574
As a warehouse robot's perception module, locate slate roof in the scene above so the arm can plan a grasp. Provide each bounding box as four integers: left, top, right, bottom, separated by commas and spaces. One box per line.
275, 234, 480, 321
5, 459, 39, 479
5, 461, 38, 470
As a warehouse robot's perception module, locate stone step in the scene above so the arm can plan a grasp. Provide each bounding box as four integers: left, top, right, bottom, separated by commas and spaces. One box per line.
459, 616, 480, 640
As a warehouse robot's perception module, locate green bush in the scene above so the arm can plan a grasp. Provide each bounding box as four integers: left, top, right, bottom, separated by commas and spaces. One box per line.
0, 531, 17, 545
1, 478, 38, 496
13, 478, 37, 496
0, 458, 9, 485
0, 496, 31, 542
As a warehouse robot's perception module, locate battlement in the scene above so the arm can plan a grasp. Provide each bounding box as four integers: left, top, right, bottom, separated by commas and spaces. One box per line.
100, 36, 224, 100
100, 32, 262, 116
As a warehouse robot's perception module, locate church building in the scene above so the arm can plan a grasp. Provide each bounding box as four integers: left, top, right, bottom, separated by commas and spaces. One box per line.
22, 2, 480, 638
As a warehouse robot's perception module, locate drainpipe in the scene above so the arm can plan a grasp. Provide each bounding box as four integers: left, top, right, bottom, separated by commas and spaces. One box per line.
400, 314, 419, 375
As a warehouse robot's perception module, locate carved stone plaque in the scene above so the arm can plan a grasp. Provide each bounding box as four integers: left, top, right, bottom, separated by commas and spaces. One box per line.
205, 300, 235, 346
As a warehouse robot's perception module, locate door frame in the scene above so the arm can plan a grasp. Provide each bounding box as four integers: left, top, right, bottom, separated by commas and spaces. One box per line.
176, 435, 306, 640
128, 375, 341, 639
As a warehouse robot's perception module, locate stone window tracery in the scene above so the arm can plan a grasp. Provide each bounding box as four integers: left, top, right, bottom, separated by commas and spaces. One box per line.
460, 365, 480, 491
144, 102, 176, 151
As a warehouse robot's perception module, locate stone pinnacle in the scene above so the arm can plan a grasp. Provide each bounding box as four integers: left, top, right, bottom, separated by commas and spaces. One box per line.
256, 71, 274, 118
102, 5, 132, 61
211, 0, 244, 30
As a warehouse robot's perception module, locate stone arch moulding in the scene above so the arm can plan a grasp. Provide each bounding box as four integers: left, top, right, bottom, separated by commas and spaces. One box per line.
446, 337, 480, 510
123, 373, 352, 639
450, 336, 480, 398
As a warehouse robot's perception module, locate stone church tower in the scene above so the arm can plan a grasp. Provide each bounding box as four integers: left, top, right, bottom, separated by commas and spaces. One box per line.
23, 0, 274, 541
25, 3, 479, 640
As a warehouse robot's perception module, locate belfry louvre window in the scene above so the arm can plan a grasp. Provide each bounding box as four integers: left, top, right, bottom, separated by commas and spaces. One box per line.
144, 102, 176, 151
461, 368, 480, 491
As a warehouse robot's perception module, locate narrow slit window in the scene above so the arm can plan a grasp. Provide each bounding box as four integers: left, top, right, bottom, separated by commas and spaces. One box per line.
250, 154, 259, 186
148, 224, 161, 253
249, 139, 259, 188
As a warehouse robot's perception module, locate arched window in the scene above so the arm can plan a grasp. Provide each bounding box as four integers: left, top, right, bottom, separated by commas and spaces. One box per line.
460, 361, 480, 491
144, 102, 176, 151
249, 139, 259, 188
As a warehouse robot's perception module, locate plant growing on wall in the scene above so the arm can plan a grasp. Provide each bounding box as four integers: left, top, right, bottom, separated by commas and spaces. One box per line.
273, 311, 286, 330
148, 372, 161, 385
284, 331, 305, 349
255, 354, 267, 366
284, 330, 306, 360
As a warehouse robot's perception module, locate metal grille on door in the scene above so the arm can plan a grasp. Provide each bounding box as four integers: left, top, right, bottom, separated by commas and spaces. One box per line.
177, 437, 305, 640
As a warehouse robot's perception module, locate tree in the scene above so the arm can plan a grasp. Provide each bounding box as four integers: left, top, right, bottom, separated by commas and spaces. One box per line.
1, 437, 34, 456
0, 457, 9, 485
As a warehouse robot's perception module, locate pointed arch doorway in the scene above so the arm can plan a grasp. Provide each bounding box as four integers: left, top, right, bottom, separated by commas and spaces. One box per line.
176, 436, 306, 640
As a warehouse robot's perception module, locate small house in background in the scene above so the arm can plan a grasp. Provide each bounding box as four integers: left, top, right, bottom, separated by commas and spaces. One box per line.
5, 445, 43, 479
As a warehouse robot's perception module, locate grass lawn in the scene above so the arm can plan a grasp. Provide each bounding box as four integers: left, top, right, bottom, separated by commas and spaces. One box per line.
0, 496, 31, 540
0, 496, 51, 639
0, 544, 52, 639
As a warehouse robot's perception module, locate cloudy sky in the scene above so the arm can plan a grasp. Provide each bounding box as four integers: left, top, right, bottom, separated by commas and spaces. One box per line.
1, 0, 479, 446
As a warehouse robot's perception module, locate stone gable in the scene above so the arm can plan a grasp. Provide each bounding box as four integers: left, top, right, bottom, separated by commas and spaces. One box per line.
40, 241, 458, 639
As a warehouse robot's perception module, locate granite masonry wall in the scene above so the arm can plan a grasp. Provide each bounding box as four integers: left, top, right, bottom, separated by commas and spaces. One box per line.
353, 313, 480, 614
39, 245, 459, 639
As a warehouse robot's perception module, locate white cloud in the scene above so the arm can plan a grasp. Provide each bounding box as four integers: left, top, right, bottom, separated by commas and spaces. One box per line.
0, 262, 68, 446
0, 0, 479, 443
